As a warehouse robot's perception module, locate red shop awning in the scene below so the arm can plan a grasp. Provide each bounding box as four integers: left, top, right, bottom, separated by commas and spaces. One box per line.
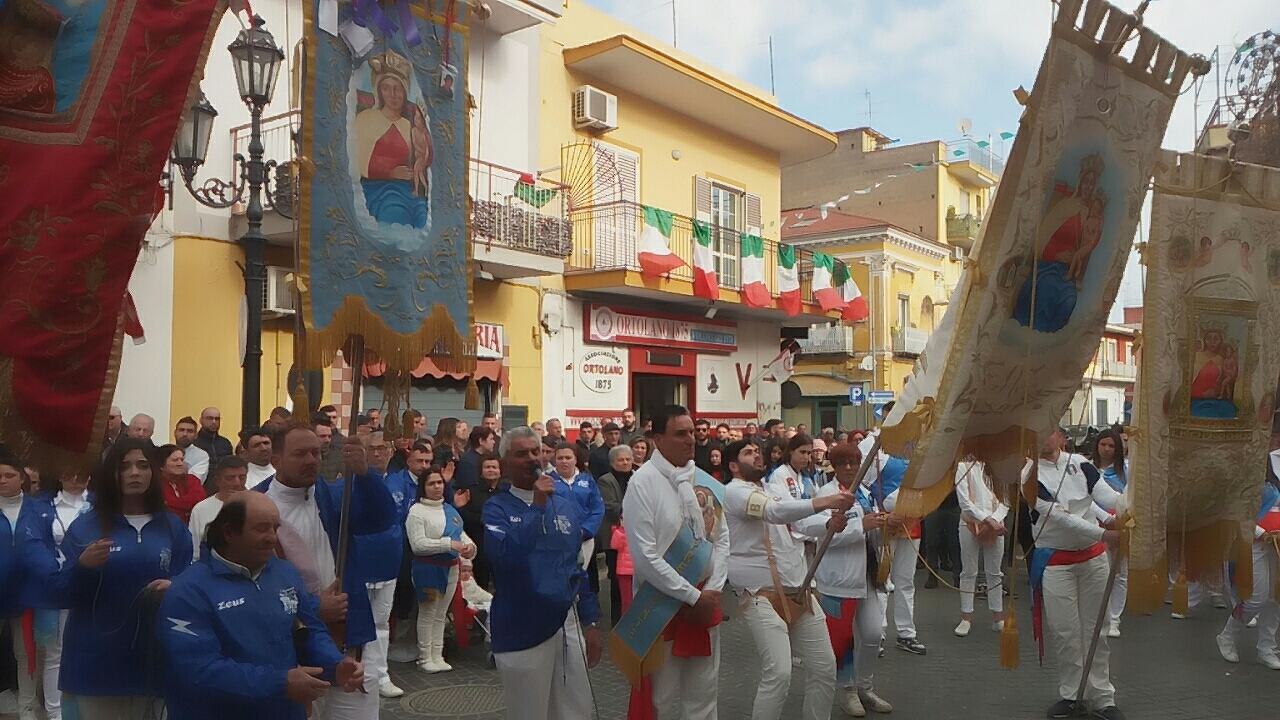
362, 357, 505, 385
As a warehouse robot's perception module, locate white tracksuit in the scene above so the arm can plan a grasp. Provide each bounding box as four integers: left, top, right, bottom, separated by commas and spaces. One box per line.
955, 461, 1007, 616
1028, 452, 1121, 710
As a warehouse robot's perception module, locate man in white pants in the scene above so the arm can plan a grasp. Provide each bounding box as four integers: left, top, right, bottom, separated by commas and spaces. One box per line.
623, 406, 729, 720
954, 460, 1007, 636
1216, 450, 1280, 670
722, 440, 854, 720
485, 428, 603, 720
1028, 428, 1123, 720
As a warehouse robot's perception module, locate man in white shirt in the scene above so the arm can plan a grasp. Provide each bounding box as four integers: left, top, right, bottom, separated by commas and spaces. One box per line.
242, 428, 276, 486
174, 416, 210, 484
188, 456, 248, 560
622, 405, 729, 720
722, 440, 853, 720
1027, 428, 1123, 720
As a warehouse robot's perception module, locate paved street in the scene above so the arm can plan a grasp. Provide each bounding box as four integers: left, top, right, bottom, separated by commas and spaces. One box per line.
382, 565, 1279, 720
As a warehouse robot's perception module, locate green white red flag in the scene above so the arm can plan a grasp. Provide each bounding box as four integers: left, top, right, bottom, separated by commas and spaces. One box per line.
691, 220, 719, 300
777, 244, 801, 316
836, 260, 869, 322
812, 252, 844, 311
740, 233, 770, 308
637, 205, 686, 276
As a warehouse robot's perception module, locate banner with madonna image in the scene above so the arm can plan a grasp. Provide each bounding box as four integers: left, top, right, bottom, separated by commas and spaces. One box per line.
877, 0, 1193, 516
1126, 151, 1280, 612
299, 0, 475, 381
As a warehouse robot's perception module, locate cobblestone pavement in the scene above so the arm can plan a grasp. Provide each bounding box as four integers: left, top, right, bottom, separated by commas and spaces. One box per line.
382, 567, 1279, 720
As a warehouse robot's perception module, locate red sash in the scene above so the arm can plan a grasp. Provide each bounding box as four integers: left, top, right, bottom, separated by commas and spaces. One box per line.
1259, 512, 1280, 535
1048, 542, 1107, 566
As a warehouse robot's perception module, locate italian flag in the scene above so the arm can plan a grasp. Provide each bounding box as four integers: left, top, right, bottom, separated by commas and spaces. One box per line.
812, 252, 844, 311
637, 205, 686, 276
836, 260, 869, 322
740, 233, 770, 308
691, 220, 719, 300
777, 244, 801, 316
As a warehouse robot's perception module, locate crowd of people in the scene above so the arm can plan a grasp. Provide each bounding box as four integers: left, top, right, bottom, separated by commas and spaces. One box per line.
1, 401, 1277, 720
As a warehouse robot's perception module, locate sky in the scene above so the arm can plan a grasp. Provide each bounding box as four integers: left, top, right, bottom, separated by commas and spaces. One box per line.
585, 0, 1278, 317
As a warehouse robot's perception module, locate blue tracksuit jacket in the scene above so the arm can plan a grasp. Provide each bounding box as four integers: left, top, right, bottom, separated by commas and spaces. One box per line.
0, 496, 58, 616
160, 554, 345, 720
352, 468, 418, 583
548, 470, 606, 540
58, 510, 193, 696
253, 471, 395, 647
484, 488, 599, 653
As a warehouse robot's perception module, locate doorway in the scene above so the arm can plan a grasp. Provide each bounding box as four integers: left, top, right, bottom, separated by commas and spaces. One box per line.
633, 373, 689, 425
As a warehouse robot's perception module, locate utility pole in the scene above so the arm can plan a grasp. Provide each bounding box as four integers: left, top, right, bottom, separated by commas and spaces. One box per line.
865, 89, 873, 126
769, 35, 776, 96
671, 0, 677, 48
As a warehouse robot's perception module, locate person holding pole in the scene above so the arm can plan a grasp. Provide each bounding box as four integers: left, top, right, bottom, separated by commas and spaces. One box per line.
1026, 427, 1123, 720
721, 439, 854, 720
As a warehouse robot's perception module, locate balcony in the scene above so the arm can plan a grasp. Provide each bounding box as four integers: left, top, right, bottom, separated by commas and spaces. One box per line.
229, 111, 570, 278
892, 326, 928, 357
565, 200, 836, 324
798, 324, 855, 356
946, 211, 981, 249
945, 138, 1003, 186
485, 0, 561, 34
1099, 359, 1138, 382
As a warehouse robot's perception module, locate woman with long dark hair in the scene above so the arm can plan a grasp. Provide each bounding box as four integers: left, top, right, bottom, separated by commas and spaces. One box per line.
406, 467, 475, 673
766, 434, 816, 501
432, 418, 464, 466
763, 438, 788, 475
1091, 427, 1129, 637
58, 437, 193, 720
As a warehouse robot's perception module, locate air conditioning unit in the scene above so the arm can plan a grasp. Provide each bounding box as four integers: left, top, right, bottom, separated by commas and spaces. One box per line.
573, 85, 618, 132
264, 266, 297, 318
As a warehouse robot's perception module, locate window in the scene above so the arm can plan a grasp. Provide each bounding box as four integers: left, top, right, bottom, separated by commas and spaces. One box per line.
710, 183, 742, 288
1096, 398, 1109, 425
898, 294, 910, 328
591, 141, 640, 269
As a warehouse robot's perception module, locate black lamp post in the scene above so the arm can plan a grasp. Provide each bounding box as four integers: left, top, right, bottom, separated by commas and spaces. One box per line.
171, 15, 287, 433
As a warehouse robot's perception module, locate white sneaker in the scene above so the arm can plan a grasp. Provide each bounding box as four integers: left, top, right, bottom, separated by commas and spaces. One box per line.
991, 620, 1005, 632
1212, 594, 1228, 609
841, 689, 867, 717
379, 681, 404, 698
418, 659, 444, 673
1248, 616, 1258, 628
1260, 653, 1280, 670
954, 619, 972, 637
1171, 612, 1187, 620
1217, 633, 1240, 663
858, 689, 894, 714
792, 655, 804, 667
1107, 622, 1121, 638
436, 657, 454, 672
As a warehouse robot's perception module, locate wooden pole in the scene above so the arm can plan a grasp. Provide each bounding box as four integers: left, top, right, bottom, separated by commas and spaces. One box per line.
796, 437, 882, 594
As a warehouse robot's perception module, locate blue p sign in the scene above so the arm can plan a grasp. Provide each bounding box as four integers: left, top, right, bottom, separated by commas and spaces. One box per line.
849, 386, 864, 405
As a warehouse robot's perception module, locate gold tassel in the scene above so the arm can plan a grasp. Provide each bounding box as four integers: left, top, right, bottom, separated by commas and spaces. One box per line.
876, 540, 893, 587
464, 376, 480, 410
1235, 538, 1254, 600
1172, 569, 1189, 617
401, 410, 416, 440
999, 612, 1019, 669
289, 373, 311, 427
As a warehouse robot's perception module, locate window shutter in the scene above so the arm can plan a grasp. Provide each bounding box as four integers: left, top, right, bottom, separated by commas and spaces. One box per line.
745, 192, 762, 234
694, 176, 712, 223
591, 141, 640, 204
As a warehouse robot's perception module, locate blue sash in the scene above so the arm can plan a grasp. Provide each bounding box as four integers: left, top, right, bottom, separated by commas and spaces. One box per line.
609, 523, 711, 686
411, 504, 465, 602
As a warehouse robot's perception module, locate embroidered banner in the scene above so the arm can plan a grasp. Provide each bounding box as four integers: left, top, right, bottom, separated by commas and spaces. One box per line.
299, 0, 475, 376
1127, 151, 1280, 611
0, 0, 225, 471
880, 0, 1192, 516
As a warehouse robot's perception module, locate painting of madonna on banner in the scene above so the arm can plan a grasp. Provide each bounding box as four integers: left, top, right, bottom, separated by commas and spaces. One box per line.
1188, 314, 1249, 419
1007, 143, 1123, 340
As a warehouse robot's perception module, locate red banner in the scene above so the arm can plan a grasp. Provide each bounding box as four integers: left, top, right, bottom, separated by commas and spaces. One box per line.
0, 0, 226, 471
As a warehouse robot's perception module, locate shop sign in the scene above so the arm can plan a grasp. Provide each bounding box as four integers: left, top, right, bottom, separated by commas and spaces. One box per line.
580, 349, 625, 394
476, 323, 503, 359
586, 304, 737, 352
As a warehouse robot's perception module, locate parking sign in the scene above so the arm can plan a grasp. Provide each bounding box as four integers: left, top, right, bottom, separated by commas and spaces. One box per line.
848, 386, 864, 406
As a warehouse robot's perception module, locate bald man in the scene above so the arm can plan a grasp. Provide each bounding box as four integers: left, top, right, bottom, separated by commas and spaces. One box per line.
195, 406, 235, 465
128, 413, 155, 440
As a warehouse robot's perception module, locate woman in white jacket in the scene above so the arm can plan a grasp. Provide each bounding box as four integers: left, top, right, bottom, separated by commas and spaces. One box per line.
794, 443, 893, 717
953, 460, 1008, 637
406, 467, 477, 673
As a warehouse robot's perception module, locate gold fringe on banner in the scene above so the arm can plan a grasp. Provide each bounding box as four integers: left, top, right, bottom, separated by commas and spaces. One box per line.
401, 410, 416, 441
464, 376, 480, 411
302, 298, 477, 377
381, 369, 412, 439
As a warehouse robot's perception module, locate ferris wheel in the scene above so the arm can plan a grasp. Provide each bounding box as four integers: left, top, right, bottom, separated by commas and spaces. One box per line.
1224, 30, 1280, 124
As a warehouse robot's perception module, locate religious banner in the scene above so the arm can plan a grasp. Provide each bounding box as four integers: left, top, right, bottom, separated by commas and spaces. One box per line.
879, 0, 1193, 516
1127, 151, 1280, 611
299, 0, 475, 387
0, 0, 225, 471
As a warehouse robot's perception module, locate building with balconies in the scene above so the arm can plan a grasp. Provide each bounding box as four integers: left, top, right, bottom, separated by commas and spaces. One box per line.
780, 207, 959, 432
534, 1, 838, 429
1065, 324, 1139, 427
112, 0, 566, 433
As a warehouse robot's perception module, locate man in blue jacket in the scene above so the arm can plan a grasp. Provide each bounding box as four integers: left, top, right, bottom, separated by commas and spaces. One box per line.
254, 426, 395, 720
485, 427, 602, 720
161, 492, 363, 720
353, 433, 422, 699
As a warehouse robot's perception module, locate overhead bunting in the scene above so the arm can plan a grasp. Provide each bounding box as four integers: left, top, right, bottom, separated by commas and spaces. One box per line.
1127, 151, 1280, 612
0, 0, 226, 472
880, 0, 1194, 518
777, 245, 801, 316
299, 0, 476, 377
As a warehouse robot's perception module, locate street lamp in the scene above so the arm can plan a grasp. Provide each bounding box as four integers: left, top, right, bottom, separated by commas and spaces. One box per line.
171, 15, 287, 433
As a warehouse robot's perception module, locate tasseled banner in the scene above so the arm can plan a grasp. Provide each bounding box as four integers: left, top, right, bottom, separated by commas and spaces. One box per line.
999, 612, 1019, 669
1172, 569, 1189, 617
464, 376, 480, 410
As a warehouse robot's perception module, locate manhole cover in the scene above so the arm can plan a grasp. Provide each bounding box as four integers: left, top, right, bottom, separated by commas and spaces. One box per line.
402, 684, 505, 716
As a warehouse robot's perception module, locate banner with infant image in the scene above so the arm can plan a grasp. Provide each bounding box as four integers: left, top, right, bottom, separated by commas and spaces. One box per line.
1127, 151, 1280, 612
299, 0, 474, 376
878, 0, 1192, 516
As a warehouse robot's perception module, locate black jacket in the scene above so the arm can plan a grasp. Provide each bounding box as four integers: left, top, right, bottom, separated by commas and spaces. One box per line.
589, 443, 617, 480
193, 430, 234, 465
